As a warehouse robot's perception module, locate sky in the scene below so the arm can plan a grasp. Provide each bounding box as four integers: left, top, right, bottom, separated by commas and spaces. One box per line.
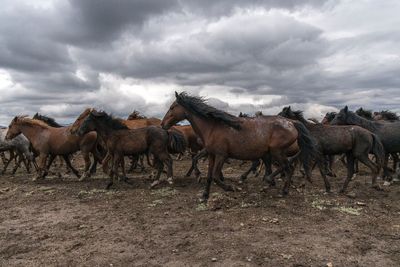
0, 0, 399, 124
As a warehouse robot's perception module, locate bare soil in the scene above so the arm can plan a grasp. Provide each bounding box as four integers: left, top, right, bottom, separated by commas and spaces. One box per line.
0, 156, 399, 266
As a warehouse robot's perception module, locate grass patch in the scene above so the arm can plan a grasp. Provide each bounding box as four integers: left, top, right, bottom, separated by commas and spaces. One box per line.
196, 203, 208, 211
334, 206, 362, 216
150, 187, 177, 198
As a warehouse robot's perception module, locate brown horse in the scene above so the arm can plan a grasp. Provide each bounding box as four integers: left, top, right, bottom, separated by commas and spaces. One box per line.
6, 116, 99, 181
171, 125, 204, 178
76, 110, 185, 189
161, 92, 318, 201
70, 108, 161, 173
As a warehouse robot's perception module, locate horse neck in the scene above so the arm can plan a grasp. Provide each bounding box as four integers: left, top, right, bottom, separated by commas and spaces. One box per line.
18, 123, 46, 142
92, 120, 116, 140
185, 112, 214, 144
347, 112, 378, 132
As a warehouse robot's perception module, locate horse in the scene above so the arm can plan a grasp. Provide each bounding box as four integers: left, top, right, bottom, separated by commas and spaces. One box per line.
356, 108, 373, 120
161, 92, 318, 201
127, 110, 147, 120
6, 116, 100, 181
321, 112, 337, 124
0, 128, 35, 174
32, 113, 73, 172
70, 108, 162, 172
373, 110, 399, 122
331, 106, 400, 179
279, 106, 385, 192
171, 125, 204, 178
75, 109, 185, 189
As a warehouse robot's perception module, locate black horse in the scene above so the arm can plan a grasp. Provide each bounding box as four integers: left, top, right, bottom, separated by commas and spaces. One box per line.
332, 106, 400, 179
280, 106, 385, 192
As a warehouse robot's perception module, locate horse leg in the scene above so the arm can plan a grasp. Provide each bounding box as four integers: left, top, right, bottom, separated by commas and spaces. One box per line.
186, 148, 206, 180
317, 157, 331, 192
79, 151, 91, 181
119, 156, 132, 185
1, 150, 15, 174
262, 153, 275, 186
150, 157, 165, 189
356, 154, 380, 190
326, 155, 337, 177
62, 155, 80, 179
43, 154, 57, 178
340, 153, 355, 193
382, 153, 390, 179
34, 154, 48, 181
200, 154, 215, 202
212, 154, 234, 192
239, 160, 260, 183
392, 153, 399, 173
89, 154, 98, 175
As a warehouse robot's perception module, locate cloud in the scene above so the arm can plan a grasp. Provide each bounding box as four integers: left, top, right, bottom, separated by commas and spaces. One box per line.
0, 0, 399, 125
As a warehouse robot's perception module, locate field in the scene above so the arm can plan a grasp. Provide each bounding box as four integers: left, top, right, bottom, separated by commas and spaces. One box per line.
0, 156, 399, 266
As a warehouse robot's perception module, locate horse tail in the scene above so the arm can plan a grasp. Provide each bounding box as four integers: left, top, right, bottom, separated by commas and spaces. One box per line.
371, 133, 385, 169
292, 121, 319, 174
167, 129, 187, 154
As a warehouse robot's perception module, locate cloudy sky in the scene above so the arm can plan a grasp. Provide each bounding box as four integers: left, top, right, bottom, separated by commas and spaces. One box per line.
0, 0, 399, 124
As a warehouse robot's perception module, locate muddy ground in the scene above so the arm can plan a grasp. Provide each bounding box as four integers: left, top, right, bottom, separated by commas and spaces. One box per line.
0, 156, 399, 267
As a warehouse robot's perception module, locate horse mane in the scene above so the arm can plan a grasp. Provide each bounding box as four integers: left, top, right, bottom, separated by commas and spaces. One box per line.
33, 113, 63, 127
280, 107, 309, 125
176, 92, 242, 130
91, 110, 129, 130
376, 110, 399, 121
346, 110, 379, 131
324, 112, 337, 122
355, 107, 373, 120
15, 116, 51, 129
127, 110, 147, 120
308, 118, 320, 124
238, 112, 249, 118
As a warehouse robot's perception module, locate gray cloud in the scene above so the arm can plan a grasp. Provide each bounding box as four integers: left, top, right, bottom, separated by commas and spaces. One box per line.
0, 0, 399, 125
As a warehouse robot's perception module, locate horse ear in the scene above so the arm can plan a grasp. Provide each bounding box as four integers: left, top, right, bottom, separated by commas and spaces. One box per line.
175, 91, 179, 98
288, 106, 291, 110
344, 106, 348, 113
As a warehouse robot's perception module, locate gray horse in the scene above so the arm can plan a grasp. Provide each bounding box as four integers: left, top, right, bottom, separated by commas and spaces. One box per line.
0, 128, 35, 174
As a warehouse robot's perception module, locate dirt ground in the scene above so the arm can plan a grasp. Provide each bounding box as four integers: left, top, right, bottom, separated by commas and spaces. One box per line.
0, 155, 399, 267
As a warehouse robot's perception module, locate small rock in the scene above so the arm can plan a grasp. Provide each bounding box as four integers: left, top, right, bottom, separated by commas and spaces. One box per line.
356, 201, 366, 206
281, 253, 292, 259
327, 262, 333, 267
261, 217, 268, 222
346, 192, 356, 199
211, 257, 217, 262
240, 223, 245, 227
269, 218, 279, 224
383, 181, 391, 186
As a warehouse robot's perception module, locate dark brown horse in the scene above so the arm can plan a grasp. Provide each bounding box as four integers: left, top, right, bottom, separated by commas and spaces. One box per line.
171, 125, 204, 178
161, 92, 318, 201
279, 106, 385, 192
76, 110, 185, 189
332, 106, 400, 179
373, 110, 399, 122
6, 116, 99, 181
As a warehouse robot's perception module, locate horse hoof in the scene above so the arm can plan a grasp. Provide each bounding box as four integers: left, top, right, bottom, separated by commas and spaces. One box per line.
167, 177, 174, 185
150, 180, 160, 189
383, 181, 391, 186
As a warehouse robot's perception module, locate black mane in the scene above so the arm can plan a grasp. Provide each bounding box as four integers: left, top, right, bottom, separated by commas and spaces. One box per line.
355, 107, 373, 120
176, 92, 242, 130
91, 111, 129, 130
33, 113, 63, 127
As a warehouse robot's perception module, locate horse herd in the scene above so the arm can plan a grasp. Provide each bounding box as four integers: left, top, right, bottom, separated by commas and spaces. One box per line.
1, 92, 399, 202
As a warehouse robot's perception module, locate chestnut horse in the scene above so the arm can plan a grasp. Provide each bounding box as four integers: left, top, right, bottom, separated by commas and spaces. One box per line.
161, 92, 318, 201
6, 116, 99, 181
76, 110, 185, 189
